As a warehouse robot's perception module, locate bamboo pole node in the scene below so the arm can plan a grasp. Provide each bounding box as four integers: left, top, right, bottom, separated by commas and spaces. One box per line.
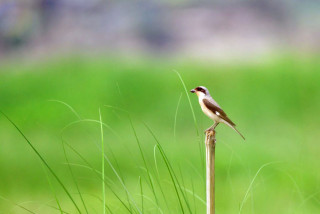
205, 128, 216, 214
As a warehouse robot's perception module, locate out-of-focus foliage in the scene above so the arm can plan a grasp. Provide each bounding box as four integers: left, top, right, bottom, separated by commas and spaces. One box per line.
0, 55, 319, 213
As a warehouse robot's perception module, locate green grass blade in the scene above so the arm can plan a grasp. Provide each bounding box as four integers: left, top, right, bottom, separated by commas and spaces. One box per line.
145, 123, 193, 214
173, 70, 199, 136
139, 195, 164, 214
139, 176, 144, 214
102, 151, 142, 214
104, 92, 177, 213
154, 144, 185, 213
128, 117, 160, 210
61, 139, 89, 214
64, 142, 133, 213
152, 146, 171, 213
46, 204, 71, 214
191, 178, 197, 214
174, 70, 205, 178
239, 162, 281, 213
0, 195, 36, 214
75, 193, 114, 214
178, 165, 191, 210
143, 122, 185, 213
99, 109, 133, 213
47, 100, 81, 120
173, 93, 182, 142
0, 111, 82, 213
105, 105, 168, 212
41, 164, 63, 214
99, 108, 106, 214
165, 181, 206, 206
61, 119, 119, 139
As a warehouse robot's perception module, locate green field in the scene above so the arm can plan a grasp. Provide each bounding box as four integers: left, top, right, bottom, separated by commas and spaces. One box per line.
0, 55, 320, 213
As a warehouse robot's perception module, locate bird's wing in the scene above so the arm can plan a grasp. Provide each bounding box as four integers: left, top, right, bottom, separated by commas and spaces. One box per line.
203, 99, 235, 126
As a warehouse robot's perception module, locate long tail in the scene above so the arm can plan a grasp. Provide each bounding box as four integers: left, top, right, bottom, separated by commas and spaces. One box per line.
224, 122, 245, 140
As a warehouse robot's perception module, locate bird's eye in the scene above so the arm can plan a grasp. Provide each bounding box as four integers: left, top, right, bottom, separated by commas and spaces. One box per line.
196, 87, 202, 91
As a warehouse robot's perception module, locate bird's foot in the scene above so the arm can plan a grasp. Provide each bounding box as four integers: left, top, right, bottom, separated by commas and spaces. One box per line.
204, 127, 216, 134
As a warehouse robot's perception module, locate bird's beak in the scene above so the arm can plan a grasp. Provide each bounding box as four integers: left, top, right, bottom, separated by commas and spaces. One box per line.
190, 89, 196, 93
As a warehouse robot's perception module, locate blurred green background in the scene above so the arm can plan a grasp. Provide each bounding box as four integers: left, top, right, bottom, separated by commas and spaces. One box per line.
1, 1, 320, 214
1, 55, 320, 213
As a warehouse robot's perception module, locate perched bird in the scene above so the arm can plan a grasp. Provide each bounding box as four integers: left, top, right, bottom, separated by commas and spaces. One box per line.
190, 86, 245, 140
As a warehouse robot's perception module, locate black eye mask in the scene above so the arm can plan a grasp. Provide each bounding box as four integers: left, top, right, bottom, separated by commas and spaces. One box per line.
196, 87, 206, 94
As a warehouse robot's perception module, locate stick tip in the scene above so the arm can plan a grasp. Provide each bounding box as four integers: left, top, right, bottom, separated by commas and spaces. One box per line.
205, 129, 216, 143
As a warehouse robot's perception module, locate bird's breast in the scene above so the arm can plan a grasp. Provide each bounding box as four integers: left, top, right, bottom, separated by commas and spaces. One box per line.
199, 99, 221, 122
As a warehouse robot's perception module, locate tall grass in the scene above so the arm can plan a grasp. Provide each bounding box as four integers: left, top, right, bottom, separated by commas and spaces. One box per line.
1, 96, 203, 213
0, 111, 82, 213
1, 55, 319, 213
174, 70, 205, 178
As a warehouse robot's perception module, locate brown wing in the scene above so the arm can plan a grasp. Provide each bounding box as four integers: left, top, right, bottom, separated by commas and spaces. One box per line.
203, 99, 236, 126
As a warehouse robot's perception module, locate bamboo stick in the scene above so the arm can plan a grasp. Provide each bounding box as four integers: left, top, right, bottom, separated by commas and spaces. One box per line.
205, 129, 216, 214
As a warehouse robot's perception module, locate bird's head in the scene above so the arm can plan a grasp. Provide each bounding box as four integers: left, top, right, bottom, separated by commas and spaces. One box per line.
190, 86, 209, 96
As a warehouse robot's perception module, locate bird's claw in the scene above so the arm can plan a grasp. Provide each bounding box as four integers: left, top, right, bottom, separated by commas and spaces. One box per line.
204, 127, 215, 134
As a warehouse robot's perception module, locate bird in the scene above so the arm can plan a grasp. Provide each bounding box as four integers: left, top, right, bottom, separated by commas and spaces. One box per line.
190, 86, 245, 140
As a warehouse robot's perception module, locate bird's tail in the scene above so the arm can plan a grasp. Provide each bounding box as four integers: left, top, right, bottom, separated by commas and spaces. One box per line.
225, 122, 245, 140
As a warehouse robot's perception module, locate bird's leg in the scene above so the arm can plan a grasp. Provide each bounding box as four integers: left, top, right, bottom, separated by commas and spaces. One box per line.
212, 122, 219, 130
205, 122, 219, 133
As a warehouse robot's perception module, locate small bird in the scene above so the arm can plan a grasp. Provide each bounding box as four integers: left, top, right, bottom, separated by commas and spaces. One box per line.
190, 86, 245, 140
